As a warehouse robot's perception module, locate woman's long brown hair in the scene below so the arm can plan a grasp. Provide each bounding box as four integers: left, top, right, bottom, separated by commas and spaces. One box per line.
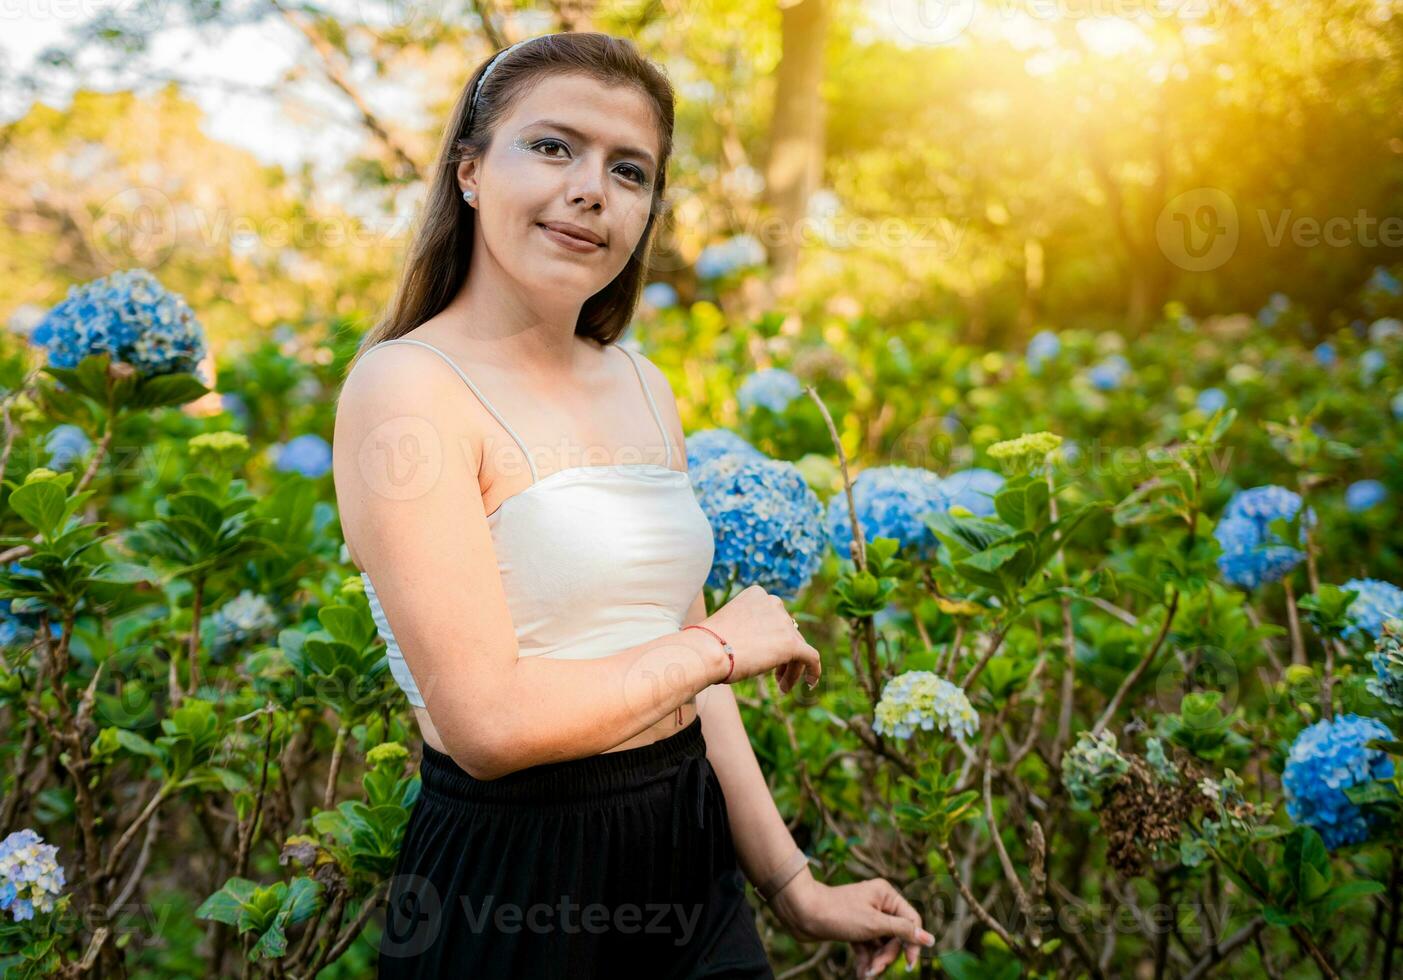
348, 32, 676, 375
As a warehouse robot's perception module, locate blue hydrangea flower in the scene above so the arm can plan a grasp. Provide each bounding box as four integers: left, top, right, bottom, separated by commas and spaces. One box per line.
684, 429, 766, 473
1313, 342, 1337, 367
1258, 292, 1291, 327
1393, 391, 1403, 422
872, 670, 979, 741
1025, 330, 1061, 374
696, 234, 766, 281
825, 465, 948, 561
691, 455, 825, 599
1195, 387, 1228, 414
1345, 479, 1387, 513
0, 828, 66, 921
737, 368, 803, 414
0, 562, 64, 650
44, 425, 90, 470
642, 282, 678, 310
1368, 267, 1401, 296
274, 434, 332, 478
1088, 353, 1131, 391
30, 268, 206, 378
221, 392, 251, 427
208, 590, 279, 661
0, 604, 29, 648
1341, 578, 1403, 641
1360, 349, 1387, 383
872, 605, 905, 634
1213, 485, 1316, 589
1283, 713, 1396, 849
939, 467, 1005, 517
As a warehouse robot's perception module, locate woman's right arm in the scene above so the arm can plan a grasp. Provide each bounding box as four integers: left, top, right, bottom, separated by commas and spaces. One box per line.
333, 345, 736, 780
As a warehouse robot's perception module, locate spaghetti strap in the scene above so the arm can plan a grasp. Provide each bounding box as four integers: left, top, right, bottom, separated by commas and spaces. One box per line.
362, 338, 538, 483
616, 345, 673, 468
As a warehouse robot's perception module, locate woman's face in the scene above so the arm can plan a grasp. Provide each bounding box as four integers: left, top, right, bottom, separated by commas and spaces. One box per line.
459, 73, 661, 303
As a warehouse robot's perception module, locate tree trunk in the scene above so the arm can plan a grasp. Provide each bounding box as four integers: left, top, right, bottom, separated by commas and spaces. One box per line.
762, 0, 829, 299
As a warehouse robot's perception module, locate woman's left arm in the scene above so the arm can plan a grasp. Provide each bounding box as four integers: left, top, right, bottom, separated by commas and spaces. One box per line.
687, 586, 812, 900
645, 354, 933, 973
685, 593, 935, 977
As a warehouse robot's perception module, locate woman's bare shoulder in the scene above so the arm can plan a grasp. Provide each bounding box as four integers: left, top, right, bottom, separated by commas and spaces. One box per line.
333, 339, 490, 557
618, 346, 686, 466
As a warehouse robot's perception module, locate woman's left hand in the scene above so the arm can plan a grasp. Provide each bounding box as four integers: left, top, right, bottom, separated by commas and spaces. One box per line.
768, 871, 935, 977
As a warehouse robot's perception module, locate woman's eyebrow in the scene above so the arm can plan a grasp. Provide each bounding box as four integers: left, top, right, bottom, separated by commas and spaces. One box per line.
523, 119, 657, 171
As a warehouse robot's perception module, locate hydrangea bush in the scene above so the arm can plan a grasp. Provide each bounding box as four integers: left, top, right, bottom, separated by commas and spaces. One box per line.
4, 265, 1403, 978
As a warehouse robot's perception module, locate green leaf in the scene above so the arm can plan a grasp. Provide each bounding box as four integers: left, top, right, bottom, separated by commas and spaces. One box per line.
85, 561, 161, 585
1343, 780, 1401, 806
7, 480, 67, 537
249, 919, 289, 961
128, 372, 209, 411
212, 767, 252, 794
938, 951, 984, 980
282, 876, 323, 927
1318, 880, 1385, 916
195, 878, 258, 926
319, 605, 377, 649
113, 729, 163, 761
1301, 864, 1331, 903
1283, 826, 1331, 902
960, 541, 1024, 574
926, 509, 1009, 556
1262, 906, 1299, 927
994, 485, 1028, 530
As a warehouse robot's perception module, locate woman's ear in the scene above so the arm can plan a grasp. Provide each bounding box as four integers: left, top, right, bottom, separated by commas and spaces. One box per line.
456, 159, 477, 199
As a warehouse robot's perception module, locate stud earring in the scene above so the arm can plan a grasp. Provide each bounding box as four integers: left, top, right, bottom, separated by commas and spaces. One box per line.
462, 189, 475, 203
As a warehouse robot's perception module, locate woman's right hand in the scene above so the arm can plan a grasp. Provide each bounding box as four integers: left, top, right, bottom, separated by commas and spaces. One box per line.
698, 585, 822, 693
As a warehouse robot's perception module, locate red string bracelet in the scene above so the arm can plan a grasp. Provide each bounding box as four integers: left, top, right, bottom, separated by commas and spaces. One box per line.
677, 624, 735, 724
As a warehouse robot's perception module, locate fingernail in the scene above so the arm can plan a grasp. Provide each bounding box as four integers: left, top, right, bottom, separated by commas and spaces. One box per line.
919, 929, 934, 946
906, 959, 914, 973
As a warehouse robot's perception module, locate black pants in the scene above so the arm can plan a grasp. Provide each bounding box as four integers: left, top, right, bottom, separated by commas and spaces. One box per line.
377, 715, 775, 979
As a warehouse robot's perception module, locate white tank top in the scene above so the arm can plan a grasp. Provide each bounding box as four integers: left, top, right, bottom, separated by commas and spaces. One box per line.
355, 337, 715, 708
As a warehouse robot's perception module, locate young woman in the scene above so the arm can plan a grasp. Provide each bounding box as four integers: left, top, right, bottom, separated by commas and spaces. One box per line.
333, 32, 934, 979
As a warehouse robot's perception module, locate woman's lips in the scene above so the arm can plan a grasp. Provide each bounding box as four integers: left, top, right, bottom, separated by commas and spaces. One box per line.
537, 223, 604, 254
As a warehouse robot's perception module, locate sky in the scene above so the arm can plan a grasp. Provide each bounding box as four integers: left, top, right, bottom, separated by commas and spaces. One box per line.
0, 1, 1181, 215
0, 1, 422, 224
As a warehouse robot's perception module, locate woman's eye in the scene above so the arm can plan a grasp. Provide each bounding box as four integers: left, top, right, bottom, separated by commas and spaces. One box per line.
534, 138, 646, 186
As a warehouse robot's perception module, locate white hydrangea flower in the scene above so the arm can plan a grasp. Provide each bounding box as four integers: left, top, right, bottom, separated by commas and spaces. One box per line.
872, 670, 979, 741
